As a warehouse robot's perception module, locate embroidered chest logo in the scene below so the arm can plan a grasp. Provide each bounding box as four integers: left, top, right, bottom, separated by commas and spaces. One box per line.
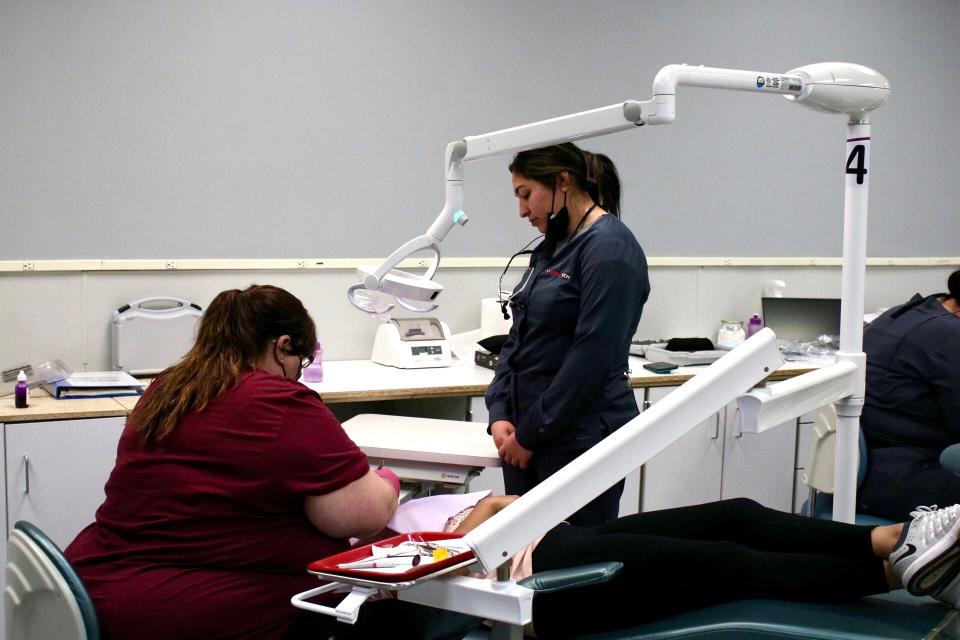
544, 268, 572, 280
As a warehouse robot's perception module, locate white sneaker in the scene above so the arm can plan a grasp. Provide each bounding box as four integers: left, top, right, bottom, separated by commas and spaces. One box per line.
890, 505, 960, 595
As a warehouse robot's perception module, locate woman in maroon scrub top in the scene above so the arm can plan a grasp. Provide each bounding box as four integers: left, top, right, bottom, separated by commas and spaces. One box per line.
66, 285, 399, 639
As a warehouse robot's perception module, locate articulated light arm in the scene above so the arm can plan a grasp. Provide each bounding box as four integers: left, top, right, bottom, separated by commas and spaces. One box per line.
347, 64, 831, 314
349, 62, 887, 526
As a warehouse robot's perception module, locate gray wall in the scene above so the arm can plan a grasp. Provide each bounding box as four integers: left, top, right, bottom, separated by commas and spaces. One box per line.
2, 0, 958, 261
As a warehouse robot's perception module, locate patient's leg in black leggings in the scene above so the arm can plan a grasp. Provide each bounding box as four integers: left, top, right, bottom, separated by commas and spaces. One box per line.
598, 497, 879, 555
530, 498, 889, 638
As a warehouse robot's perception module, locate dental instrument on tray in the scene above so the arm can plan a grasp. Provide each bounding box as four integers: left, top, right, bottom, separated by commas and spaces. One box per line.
299, 62, 888, 629
337, 557, 421, 570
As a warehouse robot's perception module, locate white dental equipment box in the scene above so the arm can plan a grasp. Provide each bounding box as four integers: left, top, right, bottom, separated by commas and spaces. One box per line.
112, 296, 203, 375
371, 318, 452, 369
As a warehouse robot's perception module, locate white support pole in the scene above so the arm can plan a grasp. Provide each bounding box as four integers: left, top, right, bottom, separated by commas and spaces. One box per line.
833, 120, 872, 523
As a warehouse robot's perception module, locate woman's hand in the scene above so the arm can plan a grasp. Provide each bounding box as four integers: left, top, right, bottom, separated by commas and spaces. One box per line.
498, 432, 534, 470
490, 420, 516, 448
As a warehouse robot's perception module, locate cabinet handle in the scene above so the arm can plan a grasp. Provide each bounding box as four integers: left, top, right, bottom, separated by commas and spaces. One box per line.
734, 407, 743, 438
710, 414, 720, 440
22, 454, 30, 495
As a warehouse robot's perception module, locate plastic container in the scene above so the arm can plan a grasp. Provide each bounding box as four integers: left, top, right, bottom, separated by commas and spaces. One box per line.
14, 370, 29, 408
302, 341, 324, 383
717, 320, 746, 349
746, 314, 763, 338
1, 359, 71, 398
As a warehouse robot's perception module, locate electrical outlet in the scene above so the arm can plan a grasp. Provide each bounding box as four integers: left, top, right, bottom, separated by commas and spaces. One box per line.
297, 260, 307, 269
22, 261, 34, 271
165, 261, 177, 270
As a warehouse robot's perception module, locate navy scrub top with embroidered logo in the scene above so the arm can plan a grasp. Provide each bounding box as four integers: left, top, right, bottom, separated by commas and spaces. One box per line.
486, 214, 650, 452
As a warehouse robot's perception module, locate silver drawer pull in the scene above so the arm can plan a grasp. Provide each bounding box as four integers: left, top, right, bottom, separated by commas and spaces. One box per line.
22, 454, 30, 495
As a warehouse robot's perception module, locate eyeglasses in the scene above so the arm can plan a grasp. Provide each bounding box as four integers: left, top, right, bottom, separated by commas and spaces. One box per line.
272, 339, 314, 369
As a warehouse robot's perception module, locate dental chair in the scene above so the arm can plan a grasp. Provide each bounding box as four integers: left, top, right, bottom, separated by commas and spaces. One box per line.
466, 406, 954, 639
468, 558, 953, 640
5, 520, 100, 640
801, 404, 893, 526
803, 406, 960, 526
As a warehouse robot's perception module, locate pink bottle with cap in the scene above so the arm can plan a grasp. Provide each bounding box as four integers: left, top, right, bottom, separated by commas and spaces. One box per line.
746, 314, 763, 338
302, 341, 324, 383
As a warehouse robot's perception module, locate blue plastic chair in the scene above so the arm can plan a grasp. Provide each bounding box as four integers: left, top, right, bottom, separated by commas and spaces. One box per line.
4, 521, 100, 640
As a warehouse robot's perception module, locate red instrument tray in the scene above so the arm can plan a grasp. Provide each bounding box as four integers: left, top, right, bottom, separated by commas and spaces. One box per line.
308, 531, 474, 583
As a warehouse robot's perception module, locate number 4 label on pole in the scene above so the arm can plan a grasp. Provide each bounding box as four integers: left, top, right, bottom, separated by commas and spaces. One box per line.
846, 137, 870, 187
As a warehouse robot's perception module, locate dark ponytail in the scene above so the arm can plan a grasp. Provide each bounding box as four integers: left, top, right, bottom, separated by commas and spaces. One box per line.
509, 142, 622, 217
948, 268, 960, 300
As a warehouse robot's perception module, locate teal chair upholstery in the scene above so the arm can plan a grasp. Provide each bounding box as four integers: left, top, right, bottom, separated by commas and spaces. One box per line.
468, 570, 953, 639
4, 521, 100, 640
518, 561, 623, 593
576, 590, 953, 639
939, 443, 960, 475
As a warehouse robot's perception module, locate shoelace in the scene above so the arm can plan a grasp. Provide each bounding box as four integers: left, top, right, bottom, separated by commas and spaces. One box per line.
909, 504, 960, 545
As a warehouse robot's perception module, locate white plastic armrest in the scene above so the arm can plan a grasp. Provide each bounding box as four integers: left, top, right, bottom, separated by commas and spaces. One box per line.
738, 361, 857, 434
290, 583, 378, 625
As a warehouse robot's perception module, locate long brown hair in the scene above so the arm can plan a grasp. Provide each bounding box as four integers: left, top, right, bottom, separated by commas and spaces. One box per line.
508, 142, 622, 217
131, 284, 317, 442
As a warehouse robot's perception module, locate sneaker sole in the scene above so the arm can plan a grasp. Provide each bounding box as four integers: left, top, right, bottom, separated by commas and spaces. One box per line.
911, 544, 960, 595
903, 518, 960, 595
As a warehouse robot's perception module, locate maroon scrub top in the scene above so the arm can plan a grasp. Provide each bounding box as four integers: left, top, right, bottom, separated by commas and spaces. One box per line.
66, 369, 370, 639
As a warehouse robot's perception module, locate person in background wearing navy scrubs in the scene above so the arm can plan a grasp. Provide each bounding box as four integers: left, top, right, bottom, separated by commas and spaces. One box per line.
486, 142, 650, 526
858, 268, 960, 521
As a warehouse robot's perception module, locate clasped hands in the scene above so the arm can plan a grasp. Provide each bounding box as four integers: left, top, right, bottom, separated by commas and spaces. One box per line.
491, 420, 533, 469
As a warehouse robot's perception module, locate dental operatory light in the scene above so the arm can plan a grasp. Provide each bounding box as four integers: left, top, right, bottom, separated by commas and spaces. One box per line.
784, 62, 890, 117
346, 62, 889, 316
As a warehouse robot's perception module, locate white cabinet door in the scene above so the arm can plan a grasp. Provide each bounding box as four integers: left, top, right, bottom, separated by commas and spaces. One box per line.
641, 387, 724, 512
5, 417, 124, 549
720, 402, 797, 511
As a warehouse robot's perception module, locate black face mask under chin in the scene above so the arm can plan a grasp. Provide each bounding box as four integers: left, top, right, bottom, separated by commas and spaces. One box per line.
545, 205, 569, 244
543, 191, 568, 257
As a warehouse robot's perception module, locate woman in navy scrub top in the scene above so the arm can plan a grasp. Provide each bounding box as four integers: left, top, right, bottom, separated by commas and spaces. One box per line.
858, 268, 960, 521
486, 142, 650, 526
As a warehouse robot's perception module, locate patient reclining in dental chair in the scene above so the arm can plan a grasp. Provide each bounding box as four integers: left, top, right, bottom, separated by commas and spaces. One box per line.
383, 492, 960, 638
